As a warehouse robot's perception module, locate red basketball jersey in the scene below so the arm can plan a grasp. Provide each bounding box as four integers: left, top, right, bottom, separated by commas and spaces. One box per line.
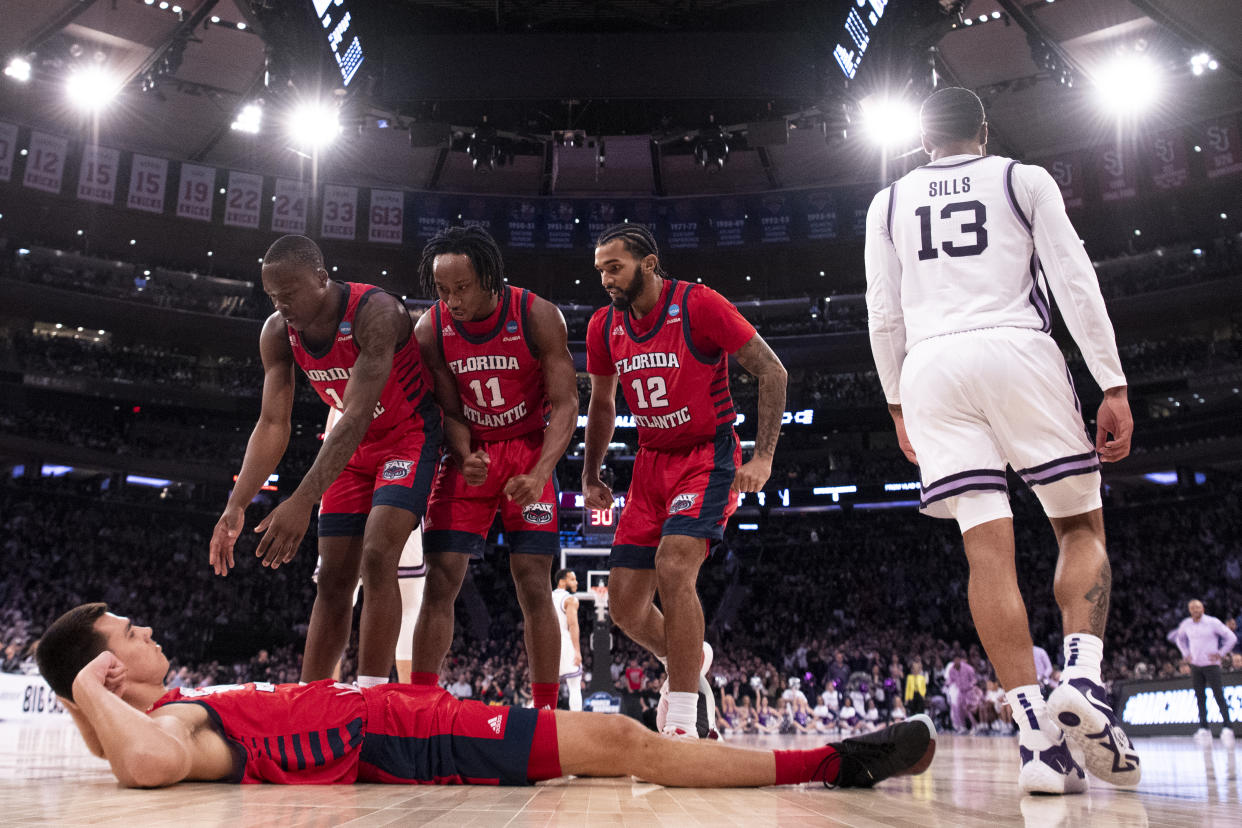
288, 282, 435, 441
434, 285, 548, 441
150, 679, 368, 784
591, 280, 736, 450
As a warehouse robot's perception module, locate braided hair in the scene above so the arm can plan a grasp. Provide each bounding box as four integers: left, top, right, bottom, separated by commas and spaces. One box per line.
595, 223, 668, 277
418, 225, 506, 297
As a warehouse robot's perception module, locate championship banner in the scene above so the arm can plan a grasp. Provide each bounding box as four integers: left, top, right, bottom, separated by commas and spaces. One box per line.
627, 200, 658, 233
22, 131, 68, 194
368, 188, 404, 244
1093, 143, 1139, 202
801, 190, 839, 240
543, 200, 579, 250
459, 195, 496, 235
847, 188, 871, 238
0, 121, 18, 182
271, 177, 309, 234
76, 144, 120, 205
665, 200, 704, 250
708, 196, 747, 247
755, 192, 793, 244
320, 184, 357, 240
1041, 153, 1085, 209
412, 193, 452, 241
586, 199, 622, 241
1147, 128, 1189, 190
126, 153, 168, 213
176, 163, 216, 222
505, 198, 538, 249
1202, 116, 1242, 179
223, 171, 263, 229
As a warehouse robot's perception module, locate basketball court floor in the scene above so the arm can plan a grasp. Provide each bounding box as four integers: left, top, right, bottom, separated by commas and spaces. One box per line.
1, 718, 1237, 826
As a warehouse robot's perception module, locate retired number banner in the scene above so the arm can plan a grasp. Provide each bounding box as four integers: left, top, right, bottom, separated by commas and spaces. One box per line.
224, 171, 263, 229
127, 154, 168, 213
0, 121, 17, 182
368, 189, 403, 244
271, 178, 309, 234
22, 131, 68, 194
321, 184, 358, 240
176, 164, 216, 222
76, 145, 120, 204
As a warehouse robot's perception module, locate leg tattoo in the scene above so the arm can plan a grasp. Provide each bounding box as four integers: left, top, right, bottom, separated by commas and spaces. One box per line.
1082, 558, 1111, 637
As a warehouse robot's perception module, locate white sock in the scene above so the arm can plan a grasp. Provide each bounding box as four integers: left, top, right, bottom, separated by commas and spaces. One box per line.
1006, 685, 1059, 749
357, 675, 389, 688
567, 675, 583, 712
666, 691, 698, 734
1061, 634, 1103, 683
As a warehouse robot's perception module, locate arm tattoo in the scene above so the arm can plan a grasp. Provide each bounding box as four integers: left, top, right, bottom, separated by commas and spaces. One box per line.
1083, 557, 1112, 638
735, 335, 788, 459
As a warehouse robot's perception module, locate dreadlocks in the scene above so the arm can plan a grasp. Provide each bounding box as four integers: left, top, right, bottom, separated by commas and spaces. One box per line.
595, 223, 668, 277
418, 225, 506, 297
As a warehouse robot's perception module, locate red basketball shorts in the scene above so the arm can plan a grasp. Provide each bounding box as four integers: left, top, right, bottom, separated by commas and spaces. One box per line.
422, 430, 559, 556
318, 423, 439, 537
610, 427, 741, 569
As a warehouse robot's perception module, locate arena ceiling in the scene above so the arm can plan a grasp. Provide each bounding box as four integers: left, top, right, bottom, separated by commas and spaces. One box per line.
0, 0, 1240, 197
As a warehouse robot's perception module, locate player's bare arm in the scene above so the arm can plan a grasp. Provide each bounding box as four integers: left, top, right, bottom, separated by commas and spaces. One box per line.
71, 652, 233, 787
581, 372, 619, 510
732, 333, 788, 492
565, 594, 582, 666
255, 292, 407, 569
414, 310, 484, 484
504, 297, 579, 507
210, 313, 296, 576
886, 403, 918, 465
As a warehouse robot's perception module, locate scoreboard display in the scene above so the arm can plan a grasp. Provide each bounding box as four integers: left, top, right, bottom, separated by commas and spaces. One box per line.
582, 504, 618, 546
310, 0, 366, 87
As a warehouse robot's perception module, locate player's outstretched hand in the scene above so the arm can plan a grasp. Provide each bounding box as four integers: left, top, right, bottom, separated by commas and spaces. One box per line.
76, 650, 128, 698
1096, 387, 1132, 463
731, 455, 773, 493
462, 450, 490, 486
503, 473, 545, 508
209, 505, 244, 577
582, 474, 614, 511
254, 495, 315, 570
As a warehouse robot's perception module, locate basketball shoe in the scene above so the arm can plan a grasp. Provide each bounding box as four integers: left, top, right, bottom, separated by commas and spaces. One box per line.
1048, 677, 1141, 787
656, 641, 718, 738
820, 714, 937, 788
1017, 733, 1088, 795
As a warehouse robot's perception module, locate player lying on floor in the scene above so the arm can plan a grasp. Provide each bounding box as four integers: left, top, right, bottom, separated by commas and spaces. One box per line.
37, 603, 935, 789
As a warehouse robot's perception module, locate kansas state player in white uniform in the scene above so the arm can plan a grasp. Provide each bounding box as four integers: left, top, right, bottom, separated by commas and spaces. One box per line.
552, 569, 584, 710
865, 87, 1139, 795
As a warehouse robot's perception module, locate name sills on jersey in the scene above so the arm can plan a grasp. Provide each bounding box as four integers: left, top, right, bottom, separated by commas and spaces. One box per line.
448, 355, 521, 374
615, 352, 681, 374
633, 406, 691, 429
465, 400, 529, 428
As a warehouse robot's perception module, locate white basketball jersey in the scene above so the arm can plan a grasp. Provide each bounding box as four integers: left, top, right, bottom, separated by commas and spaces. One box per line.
884, 154, 1049, 350
552, 588, 576, 669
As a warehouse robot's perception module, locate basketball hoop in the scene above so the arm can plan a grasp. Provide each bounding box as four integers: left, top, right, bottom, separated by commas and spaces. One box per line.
590, 584, 608, 610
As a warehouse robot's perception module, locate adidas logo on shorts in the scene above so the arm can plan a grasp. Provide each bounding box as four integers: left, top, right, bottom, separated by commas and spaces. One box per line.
488, 714, 504, 735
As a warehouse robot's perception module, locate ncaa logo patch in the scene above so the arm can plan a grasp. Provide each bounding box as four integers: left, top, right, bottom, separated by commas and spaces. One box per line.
668, 304, 680, 317
506, 320, 519, 333
381, 460, 414, 481
522, 503, 555, 525
669, 492, 699, 514
338, 320, 352, 336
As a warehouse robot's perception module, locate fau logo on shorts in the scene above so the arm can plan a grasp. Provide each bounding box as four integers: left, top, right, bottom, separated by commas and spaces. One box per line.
381, 460, 414, 481
669, 493, 699, 514
521, 503, 555, 525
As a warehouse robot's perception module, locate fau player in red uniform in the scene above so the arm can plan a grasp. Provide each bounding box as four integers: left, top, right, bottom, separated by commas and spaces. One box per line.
412, 226, 578, 710
35, 603, 935, 789
210, 236, 441, 687
584, 224, 788, 738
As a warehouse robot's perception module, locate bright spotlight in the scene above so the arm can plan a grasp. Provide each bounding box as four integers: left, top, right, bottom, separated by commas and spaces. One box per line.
1094, 54, 1161, 117
231, 102, 262, 134
860, 96, 920, 149
4, 57, 32, 83
65, 66, 122, 111
287, 103, 341, 149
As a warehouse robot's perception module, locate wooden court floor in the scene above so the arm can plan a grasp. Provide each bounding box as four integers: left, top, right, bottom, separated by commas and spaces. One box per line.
1, 718, 1236, 826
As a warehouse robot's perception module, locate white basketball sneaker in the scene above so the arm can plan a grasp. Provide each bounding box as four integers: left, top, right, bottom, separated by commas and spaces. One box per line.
1195, 727, 1212, 745
1223, 728, 1236, 748
1048, 678, 1141, 787
1017, 734, 1089, 795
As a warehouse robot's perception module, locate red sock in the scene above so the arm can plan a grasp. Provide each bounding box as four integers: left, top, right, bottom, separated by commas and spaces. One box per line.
532, 682, 559, 710
411, 671, 439, 686
773, 746, 839, 786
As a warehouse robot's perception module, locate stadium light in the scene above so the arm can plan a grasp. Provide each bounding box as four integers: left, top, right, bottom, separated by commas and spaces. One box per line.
65, 66, 122, 111
286, 102, 341, 149
4, 57, 31, 82
1093, 54, 1161, 117
860, 96, 920, 149
1190, 52, 1218, 76
231, 102, 262, 134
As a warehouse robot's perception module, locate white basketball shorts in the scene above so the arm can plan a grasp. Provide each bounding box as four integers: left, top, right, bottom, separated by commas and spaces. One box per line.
900, 327, 1102, 531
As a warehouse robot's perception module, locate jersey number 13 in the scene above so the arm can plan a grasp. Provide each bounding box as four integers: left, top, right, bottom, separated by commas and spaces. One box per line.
914, 200, 989, 261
